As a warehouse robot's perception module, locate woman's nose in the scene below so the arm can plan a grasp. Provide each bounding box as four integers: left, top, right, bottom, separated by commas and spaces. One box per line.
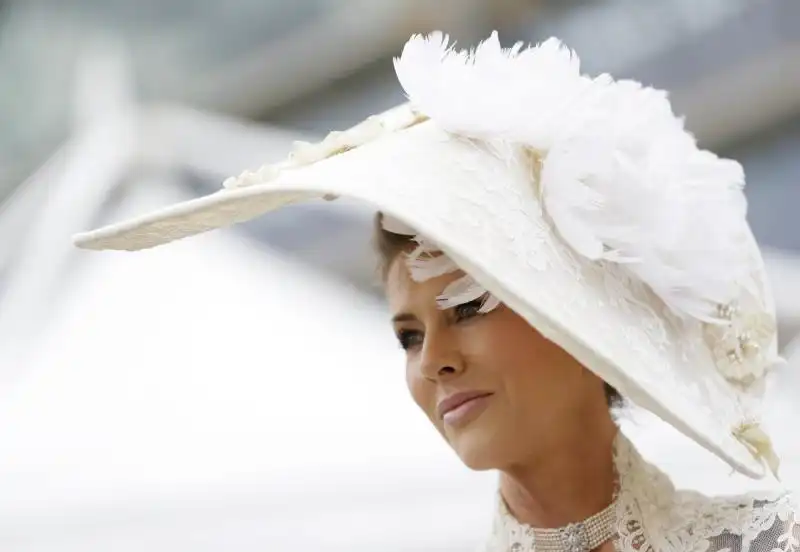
419, 335, 464, 381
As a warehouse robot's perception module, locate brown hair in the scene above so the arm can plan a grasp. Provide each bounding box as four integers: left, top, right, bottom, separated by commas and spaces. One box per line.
372, 212, 624, 409
374, 212, 415, 281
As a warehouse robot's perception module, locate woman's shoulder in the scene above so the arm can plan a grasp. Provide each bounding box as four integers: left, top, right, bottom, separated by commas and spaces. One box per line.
480, 433, 799, 552
663, 487, 799, 552
612, 432, 799, 552
478, 484, 799, 552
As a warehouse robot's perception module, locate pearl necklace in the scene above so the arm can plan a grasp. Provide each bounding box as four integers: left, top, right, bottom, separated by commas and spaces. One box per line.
508, 500, 616, 552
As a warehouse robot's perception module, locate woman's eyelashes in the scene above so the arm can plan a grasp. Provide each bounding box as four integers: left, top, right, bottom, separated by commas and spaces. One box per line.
454, 298, 487, 321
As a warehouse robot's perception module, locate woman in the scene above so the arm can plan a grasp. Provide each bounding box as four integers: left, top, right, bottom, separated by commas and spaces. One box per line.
376, 215, 622, 551
74, 33, 797, 551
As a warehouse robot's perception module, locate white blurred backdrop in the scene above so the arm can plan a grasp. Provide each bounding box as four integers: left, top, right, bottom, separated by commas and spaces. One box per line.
1, 1, 799, 550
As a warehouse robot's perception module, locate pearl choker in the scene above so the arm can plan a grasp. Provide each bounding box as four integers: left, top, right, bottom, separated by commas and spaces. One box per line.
507, 500, 616, 552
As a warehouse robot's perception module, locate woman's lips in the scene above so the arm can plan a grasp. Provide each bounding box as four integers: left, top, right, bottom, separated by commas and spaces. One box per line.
438, 391, 493, 427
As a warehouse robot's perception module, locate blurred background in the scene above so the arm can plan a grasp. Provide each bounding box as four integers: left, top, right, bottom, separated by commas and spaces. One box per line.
0, 0, 799, 550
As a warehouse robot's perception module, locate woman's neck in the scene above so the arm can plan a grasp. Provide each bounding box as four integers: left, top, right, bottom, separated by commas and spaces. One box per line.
499, 416, 619, 529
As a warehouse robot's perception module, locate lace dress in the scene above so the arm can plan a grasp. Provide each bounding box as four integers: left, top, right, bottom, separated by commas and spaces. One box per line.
481, 434, 799, 552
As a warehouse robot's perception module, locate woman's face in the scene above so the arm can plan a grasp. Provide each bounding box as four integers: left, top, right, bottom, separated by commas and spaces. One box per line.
385, 255, 607, 471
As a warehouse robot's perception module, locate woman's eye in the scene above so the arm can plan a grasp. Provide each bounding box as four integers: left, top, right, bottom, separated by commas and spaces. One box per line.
454, 299, 484, 321
397, 329, 423, 351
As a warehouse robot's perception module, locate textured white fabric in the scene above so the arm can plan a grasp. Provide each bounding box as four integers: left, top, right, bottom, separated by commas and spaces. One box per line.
483, 433, 799, 552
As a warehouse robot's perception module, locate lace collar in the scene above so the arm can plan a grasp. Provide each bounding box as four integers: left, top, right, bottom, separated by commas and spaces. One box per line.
481, 433, 799, 552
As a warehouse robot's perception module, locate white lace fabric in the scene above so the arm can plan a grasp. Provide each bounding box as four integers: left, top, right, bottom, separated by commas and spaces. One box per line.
482, 433, 799, 552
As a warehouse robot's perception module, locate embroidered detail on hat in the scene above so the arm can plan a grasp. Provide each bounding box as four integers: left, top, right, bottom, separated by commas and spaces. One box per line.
733, 421, 781, 478
701, 286, 781, 386
709, 311, 776, 385
222, 105, 428, 190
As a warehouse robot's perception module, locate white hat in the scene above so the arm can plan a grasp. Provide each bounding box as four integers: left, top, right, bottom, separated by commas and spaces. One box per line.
74, 32, 784, 479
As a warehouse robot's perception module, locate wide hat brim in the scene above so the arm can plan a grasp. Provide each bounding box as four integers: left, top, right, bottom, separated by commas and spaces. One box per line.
75, 118, 767, 478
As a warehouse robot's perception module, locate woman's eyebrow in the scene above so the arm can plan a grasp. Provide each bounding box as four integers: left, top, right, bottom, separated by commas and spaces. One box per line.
391, 312, 418, 323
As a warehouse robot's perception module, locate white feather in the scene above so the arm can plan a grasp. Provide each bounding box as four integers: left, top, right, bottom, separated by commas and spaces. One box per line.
407, 250, 459, 282
393, 32, 751, 321
381, 225, 501, 314
436, 275, 489, 310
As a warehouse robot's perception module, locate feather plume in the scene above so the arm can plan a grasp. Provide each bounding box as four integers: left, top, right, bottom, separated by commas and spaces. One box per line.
393, 32, 751, 321
406, 248, 460, 282
381, 216, 500, 313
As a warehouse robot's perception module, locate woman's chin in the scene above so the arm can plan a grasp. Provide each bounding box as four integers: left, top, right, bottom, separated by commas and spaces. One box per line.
446, 425, 507, 471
